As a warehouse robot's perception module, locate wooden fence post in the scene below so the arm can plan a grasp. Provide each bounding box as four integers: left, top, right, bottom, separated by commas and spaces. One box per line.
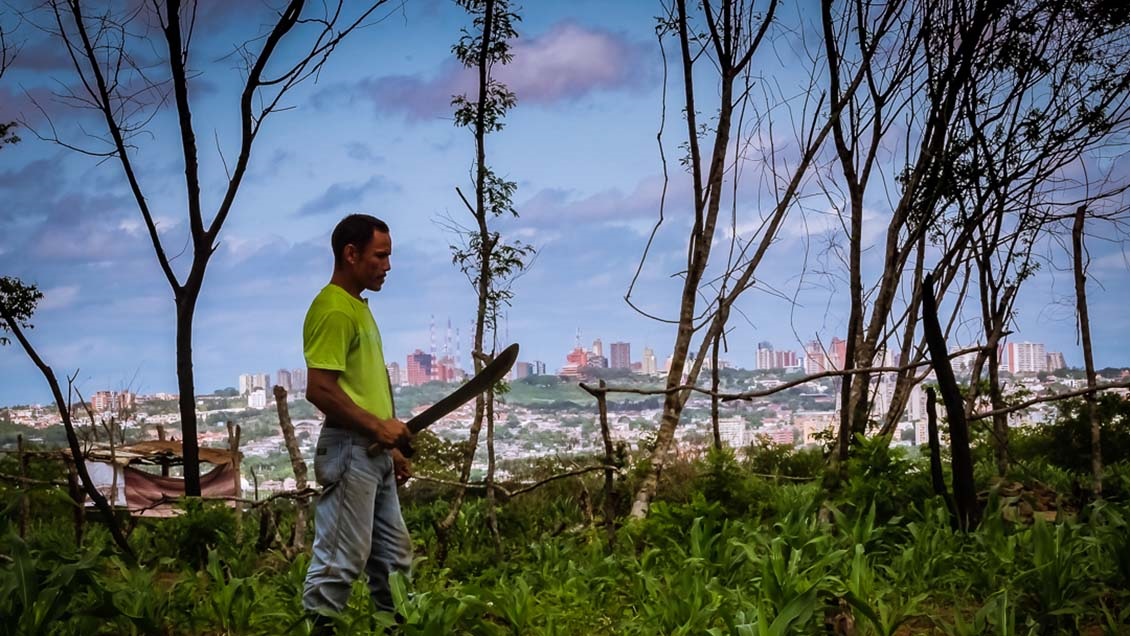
274, 385, 309, 552
227, 420, 242, 531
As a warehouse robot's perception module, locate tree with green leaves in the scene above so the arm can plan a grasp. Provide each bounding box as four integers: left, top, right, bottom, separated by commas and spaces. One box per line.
435, 0, 533, 558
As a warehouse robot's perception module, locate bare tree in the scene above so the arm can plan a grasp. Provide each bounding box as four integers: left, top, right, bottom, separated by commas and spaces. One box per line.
816, 0, 1127, 470
932, 0, 1127, 475
0, 279, 135, 558
31, 0, 392, 495
626, 0, 906, 518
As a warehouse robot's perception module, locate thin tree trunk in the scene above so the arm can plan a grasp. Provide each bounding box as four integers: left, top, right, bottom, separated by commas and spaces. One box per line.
66, 459, 84, 547
1072, 206, 1101, 498
596, 381, 617, 548
711, 333, 722, 451
175, 295, 203, 495
925, 388, 957, 523
921, 273, 979, 531
986, 343, 1010, 476
437, 0, 499, 560
106, 417, 118, 506
0, 307, 133, 558
274, 385, 308, 549
485, 388, 501, 556
630, 0, 741, 519
17, 434, 28, 538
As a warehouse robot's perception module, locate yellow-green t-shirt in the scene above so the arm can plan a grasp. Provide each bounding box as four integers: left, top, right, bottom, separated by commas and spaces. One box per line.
303, 284, 393, 420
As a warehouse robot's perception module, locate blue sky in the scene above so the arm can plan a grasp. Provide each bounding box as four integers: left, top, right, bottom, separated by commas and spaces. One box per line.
1, 1, 1127, 406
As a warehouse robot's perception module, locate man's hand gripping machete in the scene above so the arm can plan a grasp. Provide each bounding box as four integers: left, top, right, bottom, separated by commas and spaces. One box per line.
369, 343, 520, 458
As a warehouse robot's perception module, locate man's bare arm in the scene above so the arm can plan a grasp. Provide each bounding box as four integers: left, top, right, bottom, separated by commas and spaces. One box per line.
306, 367, 409, 448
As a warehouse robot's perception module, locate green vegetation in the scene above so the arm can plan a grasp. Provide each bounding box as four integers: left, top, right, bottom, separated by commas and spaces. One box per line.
0, 398, 1126, 634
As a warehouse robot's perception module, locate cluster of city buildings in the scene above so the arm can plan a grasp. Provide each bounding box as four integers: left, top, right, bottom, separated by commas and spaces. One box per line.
756, 338, 1067, 376
237, 369, 307, 408
557, 338, 654, 377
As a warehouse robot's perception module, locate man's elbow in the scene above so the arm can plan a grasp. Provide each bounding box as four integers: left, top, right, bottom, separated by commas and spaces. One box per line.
306, 381, 332, 414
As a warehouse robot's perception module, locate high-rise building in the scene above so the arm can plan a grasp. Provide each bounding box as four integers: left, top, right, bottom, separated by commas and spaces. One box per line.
804, 340, 827, 375
533, 360, 546, 375
610, 342, 631, 370
775, 350, 800, 369
592, 338, 603, 357
514, 361, 534, 380
386, 362, 401, 387
756, 341, 775, 370
276, 369, 292, 392
406, 350, 433, 386
756, 341, 770, 369
238, 374, 253, 396
290, 368, 307, 393
642, 347, 657, 375
1046, 351, 1067, 372
756, 341, 801, 370
1002, 341, 1047, 374
829, 337, 847, 371
92, 391, 114, 413
252, 373, 270, 391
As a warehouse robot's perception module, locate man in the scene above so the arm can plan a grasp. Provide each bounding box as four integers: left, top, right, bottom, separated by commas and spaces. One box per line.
302, 213, 414, 617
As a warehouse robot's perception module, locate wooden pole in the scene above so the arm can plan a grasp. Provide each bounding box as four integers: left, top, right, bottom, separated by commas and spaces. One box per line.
274, 385, 308, 551
227, 420, 242, 531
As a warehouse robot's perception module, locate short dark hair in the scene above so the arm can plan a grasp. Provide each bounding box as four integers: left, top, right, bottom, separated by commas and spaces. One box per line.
332, 214, 389, 266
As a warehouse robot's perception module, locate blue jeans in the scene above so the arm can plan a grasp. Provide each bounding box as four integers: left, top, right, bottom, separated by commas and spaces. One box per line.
302, 427, 413, 614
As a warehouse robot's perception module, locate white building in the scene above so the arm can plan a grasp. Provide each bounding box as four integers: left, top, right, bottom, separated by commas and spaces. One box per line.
1003, 342, 1047, 374
642, 348, 657, 375
248, 388, 267, 409
718, 417, 746, 448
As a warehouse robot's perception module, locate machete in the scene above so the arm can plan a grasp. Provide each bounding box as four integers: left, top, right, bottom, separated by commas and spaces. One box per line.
369, 342, 520, 457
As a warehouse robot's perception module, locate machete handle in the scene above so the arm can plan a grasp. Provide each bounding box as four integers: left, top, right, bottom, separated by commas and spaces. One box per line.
366, 440, 415, 459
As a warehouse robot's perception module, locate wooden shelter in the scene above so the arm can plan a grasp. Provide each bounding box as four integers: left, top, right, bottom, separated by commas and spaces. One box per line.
68, 440, 242, 517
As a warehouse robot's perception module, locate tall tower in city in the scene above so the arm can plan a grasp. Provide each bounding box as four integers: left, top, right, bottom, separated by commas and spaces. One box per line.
804, 340, 827, 375
445, 318, 452, 358
592, 338, 604, 357
406, 350, 433, 386
430, 314, 436, 359
642, 347, 657, 375
756, 341, 774, 370
610, 342, 631, 369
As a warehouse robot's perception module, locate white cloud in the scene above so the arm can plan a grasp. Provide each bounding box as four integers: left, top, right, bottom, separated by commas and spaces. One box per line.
37, 285, 80, 312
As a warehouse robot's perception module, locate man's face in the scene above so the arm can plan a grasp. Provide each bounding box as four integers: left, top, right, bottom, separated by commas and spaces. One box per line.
346, 230, 392, 292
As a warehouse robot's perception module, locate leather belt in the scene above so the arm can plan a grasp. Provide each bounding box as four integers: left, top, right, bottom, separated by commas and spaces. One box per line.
322, 419, 376, 447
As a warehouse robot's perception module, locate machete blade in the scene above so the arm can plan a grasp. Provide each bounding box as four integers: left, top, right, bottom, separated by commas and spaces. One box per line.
370, 342, 520, 458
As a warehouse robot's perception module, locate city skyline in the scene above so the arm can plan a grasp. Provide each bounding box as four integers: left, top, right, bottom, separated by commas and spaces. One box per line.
1, 1, 1127, 406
